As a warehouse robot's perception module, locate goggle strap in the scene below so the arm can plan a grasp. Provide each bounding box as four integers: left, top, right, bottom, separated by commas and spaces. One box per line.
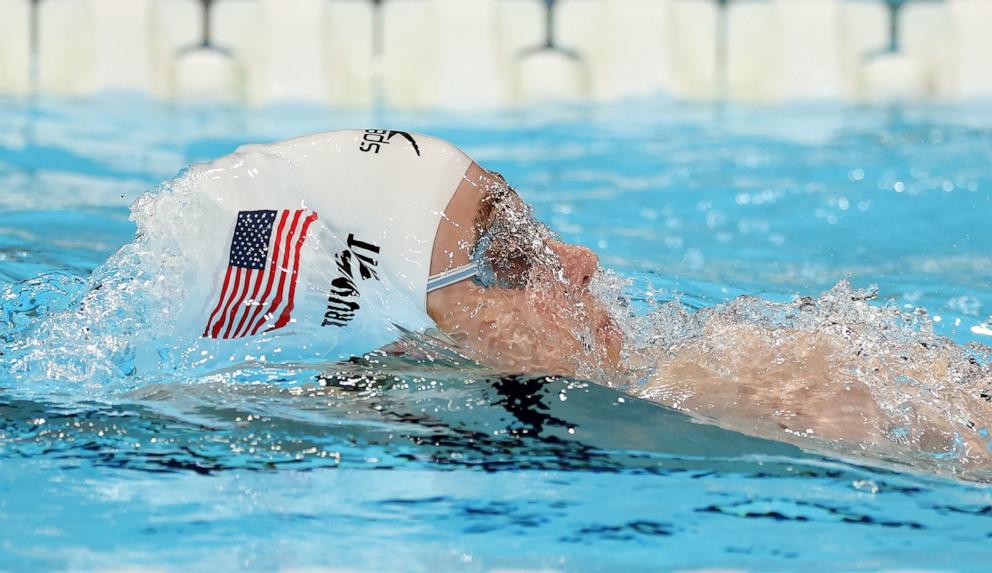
426, 262, 479, 293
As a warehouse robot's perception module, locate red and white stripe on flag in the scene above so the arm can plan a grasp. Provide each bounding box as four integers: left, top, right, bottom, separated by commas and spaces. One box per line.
202, 208, 319, 339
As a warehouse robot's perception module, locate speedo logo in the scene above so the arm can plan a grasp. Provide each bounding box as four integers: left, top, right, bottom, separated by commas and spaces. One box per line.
359, 129, 421, 156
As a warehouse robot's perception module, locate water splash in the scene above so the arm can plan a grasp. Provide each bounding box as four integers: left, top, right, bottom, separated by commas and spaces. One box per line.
0, 168, 444, 401
2, 165, 990, 481
630, 279, 992, 480
0, 174, 206, 399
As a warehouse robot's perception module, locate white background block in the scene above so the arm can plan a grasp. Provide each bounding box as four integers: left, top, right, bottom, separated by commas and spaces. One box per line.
212, 0, 257, 59
431, 0, 507, 108
669, 0, 719, 99
173, 48, 243, 101
497, 0, 545, 58
516, 50, 587, 103
556, 0, 607, 91
862, 52, 926, 102
558, 0, 674, 100
598, 0, 674, 99
38, 0, 200, 96
0, 0, 31, 95
902, 2, 949, 97
728, 0, 848, 102
774, 0, 845, 100
216, 0, 366, 106
726, 0, 779, 101
728, 0, 890, 102
151, 0, 202, 98
212, 0, 261, 101
840, 0, 888, 99
497, 0, 548, 101
252, 0, 329, 104
325, 0, 375, 107
382, 0, 522, 109
85, 0, 154, 92
381, 0, 438, 108
943, 0, 992, 99
38, 0, 90, 93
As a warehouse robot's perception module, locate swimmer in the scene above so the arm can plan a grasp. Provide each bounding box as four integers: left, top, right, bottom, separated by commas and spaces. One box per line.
184, 129, 991, 476
182, 129, 620, 375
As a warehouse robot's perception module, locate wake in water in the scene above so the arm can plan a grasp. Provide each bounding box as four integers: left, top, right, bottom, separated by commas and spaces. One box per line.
4, 255, 990, 481
632, 280, 992, 481
3, 270, 836, 478
1, 166, 990, 481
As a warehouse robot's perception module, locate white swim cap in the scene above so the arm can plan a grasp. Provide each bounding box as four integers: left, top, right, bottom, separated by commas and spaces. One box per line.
176, 129, 472, 362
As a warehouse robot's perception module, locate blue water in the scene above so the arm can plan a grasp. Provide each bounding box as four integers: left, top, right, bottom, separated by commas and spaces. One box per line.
1, 95, 991, 572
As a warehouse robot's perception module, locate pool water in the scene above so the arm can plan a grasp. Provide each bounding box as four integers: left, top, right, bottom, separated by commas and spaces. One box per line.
1, 95, 991, 572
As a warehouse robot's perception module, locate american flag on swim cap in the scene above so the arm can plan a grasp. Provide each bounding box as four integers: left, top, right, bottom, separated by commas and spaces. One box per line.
202, 208, 318, 339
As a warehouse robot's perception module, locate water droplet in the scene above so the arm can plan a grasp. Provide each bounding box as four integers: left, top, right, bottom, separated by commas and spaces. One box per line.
852, 479, 879, 494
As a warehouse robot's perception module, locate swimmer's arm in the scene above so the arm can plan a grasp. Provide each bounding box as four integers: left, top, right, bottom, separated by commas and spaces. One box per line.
642, 321, 992, 464
644, 322, 886, 443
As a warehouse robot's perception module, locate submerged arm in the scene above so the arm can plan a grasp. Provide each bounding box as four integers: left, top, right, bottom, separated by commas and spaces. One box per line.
640, 306, 992, 475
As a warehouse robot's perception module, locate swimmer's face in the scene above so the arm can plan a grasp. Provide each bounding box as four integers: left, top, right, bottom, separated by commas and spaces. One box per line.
428, 164, 622, 377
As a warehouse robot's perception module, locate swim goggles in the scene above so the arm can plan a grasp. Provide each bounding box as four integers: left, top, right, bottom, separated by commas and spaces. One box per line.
426, 262, 479, 293
425, 177, 562, 294
425, 226, 503, 293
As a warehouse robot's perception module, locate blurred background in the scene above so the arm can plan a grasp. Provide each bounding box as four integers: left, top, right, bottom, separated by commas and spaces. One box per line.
0, 0, 990, 106
2, 4, 992, 572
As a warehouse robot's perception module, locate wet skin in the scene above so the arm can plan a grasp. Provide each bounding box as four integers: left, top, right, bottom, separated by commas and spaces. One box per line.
427, 163, 622, 377
425, 163, 992, 477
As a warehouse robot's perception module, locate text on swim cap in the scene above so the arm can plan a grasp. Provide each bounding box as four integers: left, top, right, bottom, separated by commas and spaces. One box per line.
323, 234, 381, 327
359, 129, 422, 157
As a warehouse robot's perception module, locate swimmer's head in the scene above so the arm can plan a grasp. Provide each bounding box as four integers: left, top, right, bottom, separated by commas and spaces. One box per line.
427, 164, 623, 377
186, 129, 620, 374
